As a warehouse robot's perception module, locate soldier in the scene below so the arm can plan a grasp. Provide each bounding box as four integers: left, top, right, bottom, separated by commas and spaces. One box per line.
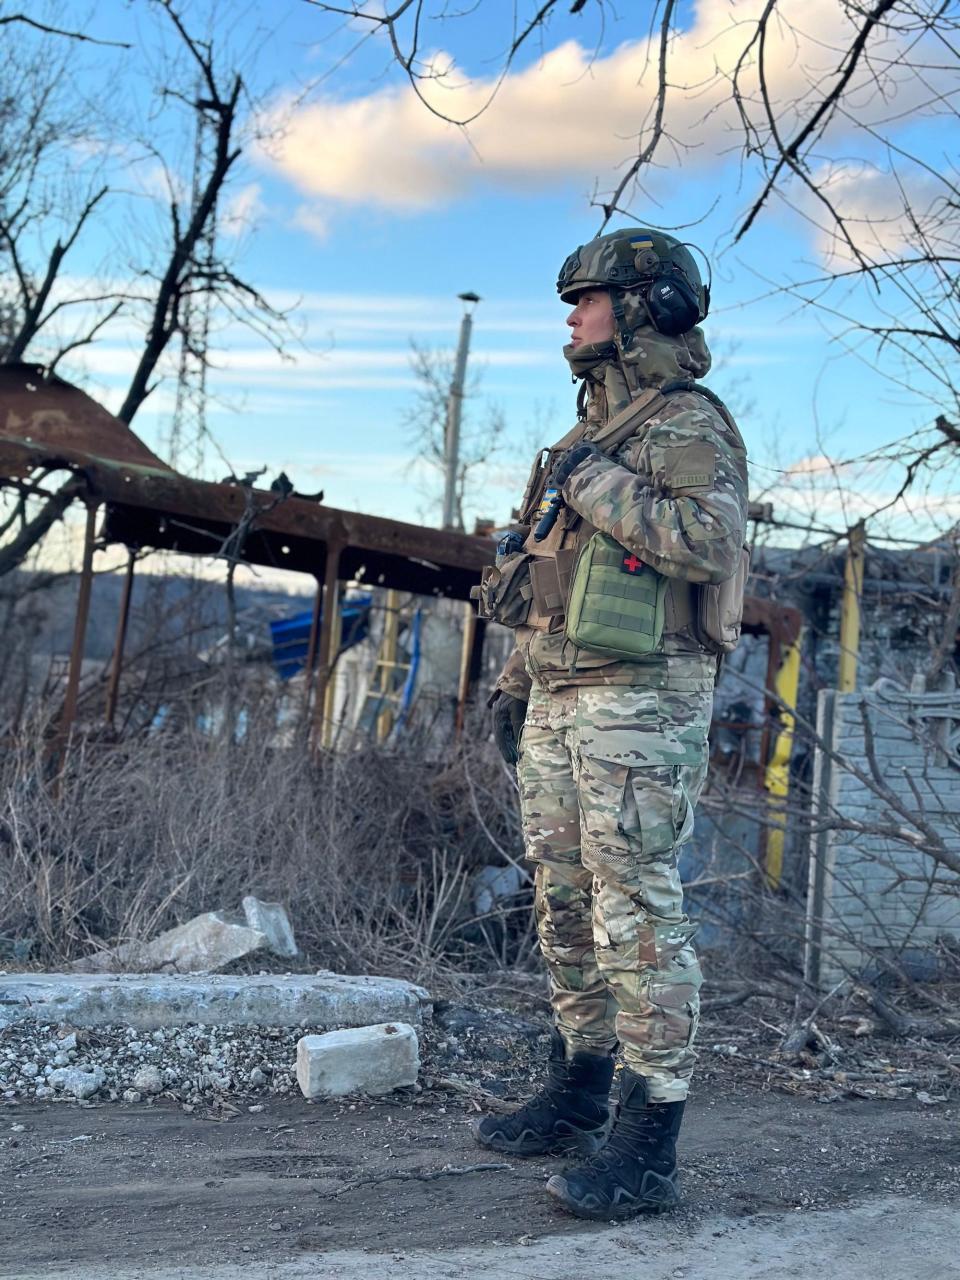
471, 228, 749, 1219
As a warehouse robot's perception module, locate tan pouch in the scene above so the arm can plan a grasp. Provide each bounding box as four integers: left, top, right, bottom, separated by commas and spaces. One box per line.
472, 552, 534, 627
529, 558, 565, 617
694, 546, 749, 653
555, 547, 578, 603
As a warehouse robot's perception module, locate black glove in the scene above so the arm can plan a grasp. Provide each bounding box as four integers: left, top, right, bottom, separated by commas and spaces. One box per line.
492, 692, 527, 766
551, 441, 601, 490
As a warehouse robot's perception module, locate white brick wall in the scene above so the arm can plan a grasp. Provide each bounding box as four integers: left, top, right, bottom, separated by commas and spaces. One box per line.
805, 685, 960, 988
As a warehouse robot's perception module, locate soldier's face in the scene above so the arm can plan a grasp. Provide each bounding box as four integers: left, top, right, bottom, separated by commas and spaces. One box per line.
566, 289, 615, 347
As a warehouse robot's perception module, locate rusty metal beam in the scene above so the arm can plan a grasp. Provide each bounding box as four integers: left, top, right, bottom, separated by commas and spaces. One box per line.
741, 596, 802, 647
99, 501, 488, 599
104, 551, 136, 731
300, 577, 324, 723
311, 543, 342, 749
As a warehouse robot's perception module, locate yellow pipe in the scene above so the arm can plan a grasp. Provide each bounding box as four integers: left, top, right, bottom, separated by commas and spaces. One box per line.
838, 521, 865, 694
377, 589, 400, 743
764, 630, 802, 888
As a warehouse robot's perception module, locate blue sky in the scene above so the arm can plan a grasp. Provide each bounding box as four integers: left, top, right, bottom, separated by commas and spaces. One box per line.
17, 0, 959, 556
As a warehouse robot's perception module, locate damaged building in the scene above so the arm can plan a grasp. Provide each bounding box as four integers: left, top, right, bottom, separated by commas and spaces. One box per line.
1, 364, 958, 989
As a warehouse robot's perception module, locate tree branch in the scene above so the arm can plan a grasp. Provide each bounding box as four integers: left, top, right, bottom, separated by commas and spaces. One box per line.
0, 15, 131, 47
0, 476, 83, 578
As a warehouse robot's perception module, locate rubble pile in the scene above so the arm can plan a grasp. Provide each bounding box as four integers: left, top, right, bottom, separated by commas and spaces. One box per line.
0, 1001, 551, 1108
0, 1022, 304, 1105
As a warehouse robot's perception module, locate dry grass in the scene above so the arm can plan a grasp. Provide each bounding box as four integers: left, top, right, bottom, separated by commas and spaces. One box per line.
0, 703, 534, 987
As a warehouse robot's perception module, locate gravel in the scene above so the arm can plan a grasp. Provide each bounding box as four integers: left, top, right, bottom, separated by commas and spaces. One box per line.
0, 997, 553, 1108
0, 1021, 306, 1104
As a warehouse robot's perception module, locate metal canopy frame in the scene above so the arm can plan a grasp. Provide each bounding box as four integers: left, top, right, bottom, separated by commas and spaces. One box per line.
0, 364, 490, 744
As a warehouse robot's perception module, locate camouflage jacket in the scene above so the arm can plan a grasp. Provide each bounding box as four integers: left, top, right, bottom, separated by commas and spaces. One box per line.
496, 327, 749, 701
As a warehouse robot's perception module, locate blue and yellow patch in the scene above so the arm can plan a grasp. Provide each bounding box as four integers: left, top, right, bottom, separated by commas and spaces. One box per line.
537, 487, 558, 516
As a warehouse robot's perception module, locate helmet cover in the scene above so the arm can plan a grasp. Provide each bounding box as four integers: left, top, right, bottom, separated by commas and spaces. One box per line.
557, 227, 709, 336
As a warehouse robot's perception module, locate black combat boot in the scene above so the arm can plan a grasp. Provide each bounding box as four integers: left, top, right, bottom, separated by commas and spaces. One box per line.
546, 1067, 685, 1218
470, 1030, 613, 1156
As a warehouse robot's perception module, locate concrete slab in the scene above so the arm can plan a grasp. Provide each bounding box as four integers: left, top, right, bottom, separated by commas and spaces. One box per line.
297, 1022, 419, 1097
0, 973, 431, 1032
241, 897, 298, 958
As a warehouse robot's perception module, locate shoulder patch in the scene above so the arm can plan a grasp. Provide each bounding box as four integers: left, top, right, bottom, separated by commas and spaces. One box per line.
664, 442, 716, 490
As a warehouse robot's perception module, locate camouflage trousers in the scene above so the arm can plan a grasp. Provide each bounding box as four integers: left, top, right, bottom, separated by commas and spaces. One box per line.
517, 683, 711, 1103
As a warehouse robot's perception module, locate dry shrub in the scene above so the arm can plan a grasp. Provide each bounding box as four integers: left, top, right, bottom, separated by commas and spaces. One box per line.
0, 708, 533, 986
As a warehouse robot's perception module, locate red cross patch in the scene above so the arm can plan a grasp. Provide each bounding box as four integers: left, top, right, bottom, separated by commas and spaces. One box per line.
621, 552, 645, 574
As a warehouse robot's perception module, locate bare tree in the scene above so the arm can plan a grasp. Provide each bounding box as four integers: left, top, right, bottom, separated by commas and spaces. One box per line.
307, 2, 960, 531
403, 341, 505, 531
0, 11, 130, 46
0, 13, 117, 365
305, 0, 608, 126
0, 0, 291, 575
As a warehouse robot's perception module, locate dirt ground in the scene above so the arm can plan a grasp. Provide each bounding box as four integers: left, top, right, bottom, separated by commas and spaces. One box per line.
3, 1080, 960, 1278
3, 994, 960, 1279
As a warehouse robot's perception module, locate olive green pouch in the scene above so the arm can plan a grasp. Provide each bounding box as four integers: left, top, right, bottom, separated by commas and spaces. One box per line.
565, 533, 667, 659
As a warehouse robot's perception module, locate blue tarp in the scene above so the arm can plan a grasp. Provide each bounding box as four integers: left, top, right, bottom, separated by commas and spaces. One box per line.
269, 594, 373, 680
393, 606, 422, 732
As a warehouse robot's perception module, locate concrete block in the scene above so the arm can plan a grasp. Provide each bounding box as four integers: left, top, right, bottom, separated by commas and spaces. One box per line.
132, 1065, 163, 1095
297, 1022, 419, 1098
241, 896, 298, 959
0, 973, 431, 1032
70, 913, 268, 975
47, 1066, 105, 1100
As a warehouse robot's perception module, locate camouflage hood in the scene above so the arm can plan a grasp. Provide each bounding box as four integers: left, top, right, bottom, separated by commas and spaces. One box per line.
563, 321, 712, 420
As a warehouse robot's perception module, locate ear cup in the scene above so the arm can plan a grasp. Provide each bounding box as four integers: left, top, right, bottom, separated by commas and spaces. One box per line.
645, 273, 701, 336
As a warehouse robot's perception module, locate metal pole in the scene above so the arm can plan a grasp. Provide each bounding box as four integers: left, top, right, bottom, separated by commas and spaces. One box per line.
838, 521, 866, 693
763, 627, 803, 890
58, 503, 99, 748
454, 603, 477, 738
104, 550, 136, 730
377, 589, 401, 743
442, 294, 479, 531
300, 577, 324, 722
322, 593, 344, 749
311, 543, 342, 749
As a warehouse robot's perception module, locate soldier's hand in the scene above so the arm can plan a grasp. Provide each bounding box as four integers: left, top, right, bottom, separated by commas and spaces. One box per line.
551, 441, 601, 490
492, 692, 527, 766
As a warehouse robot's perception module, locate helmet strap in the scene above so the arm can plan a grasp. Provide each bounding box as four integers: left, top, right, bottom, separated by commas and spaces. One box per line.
610, 289, 633, 351
576, 380, 588, 421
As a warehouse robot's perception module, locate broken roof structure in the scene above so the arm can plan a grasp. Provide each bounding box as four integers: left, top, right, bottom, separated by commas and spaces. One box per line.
0, 364, 490, 596
0, 364, 491, 742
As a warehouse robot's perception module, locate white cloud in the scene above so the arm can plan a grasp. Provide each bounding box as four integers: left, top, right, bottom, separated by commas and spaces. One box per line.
808, 164, 953, 268
71, 341, 553, 399
259, 0, 925, 214
291, 203, 331, 241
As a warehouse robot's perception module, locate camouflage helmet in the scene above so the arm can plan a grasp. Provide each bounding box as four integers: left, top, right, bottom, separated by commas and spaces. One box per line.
557, 227, 709, 338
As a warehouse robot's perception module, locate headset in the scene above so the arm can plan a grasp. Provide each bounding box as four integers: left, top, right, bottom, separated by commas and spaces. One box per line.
632, 243, 709, 338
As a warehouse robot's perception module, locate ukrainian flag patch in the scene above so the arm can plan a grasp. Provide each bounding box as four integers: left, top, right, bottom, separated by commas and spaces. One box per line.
537, 487, 558, 516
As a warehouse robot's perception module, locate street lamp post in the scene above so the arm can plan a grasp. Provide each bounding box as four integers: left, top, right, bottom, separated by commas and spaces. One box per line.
442, 291, 480, 530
